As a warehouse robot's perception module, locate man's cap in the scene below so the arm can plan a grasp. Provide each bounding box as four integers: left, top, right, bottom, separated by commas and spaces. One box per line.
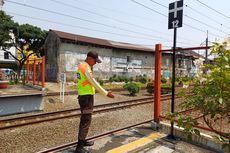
87, 51, 102, 63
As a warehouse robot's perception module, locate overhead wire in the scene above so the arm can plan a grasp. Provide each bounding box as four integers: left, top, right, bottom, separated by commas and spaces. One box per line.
145, 0, 227, 39
195, 0, 230, 21
50, 0, 204, 45
6, 11, 162, 42
7, 12, 176, 49
185, 4, 230, 31
72, 0, 165, 24
6, 0, 227, 46
4, 0, 168, 41
70, 0, 200, 44
49, 0, 172, 38
149, 0, 229, 27
184, 14, 229, 35
150, 0, 230, 31
130, 0, 167, 17
4, 0, 198, 46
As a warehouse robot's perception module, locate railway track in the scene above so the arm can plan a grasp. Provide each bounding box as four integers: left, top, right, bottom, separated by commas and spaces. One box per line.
37, 120, 153, 153
0, 95, 173, 130
45, 87, 172, 96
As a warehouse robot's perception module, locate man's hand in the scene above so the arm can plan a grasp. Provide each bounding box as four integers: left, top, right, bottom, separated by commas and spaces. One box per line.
107, 91, 114, 98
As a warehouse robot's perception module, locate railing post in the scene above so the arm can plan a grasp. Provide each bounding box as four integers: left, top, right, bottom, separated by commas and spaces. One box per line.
154, 44, 162, 123
26, 59, 29, 83
42, 56, 45, 90
33, 57, 36, 85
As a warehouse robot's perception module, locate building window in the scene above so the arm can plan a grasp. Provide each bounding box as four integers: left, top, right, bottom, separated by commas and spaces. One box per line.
4, 52, 9, 59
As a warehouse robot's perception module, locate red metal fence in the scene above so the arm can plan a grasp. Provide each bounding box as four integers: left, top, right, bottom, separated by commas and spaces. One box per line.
25, 56, 45, 90
153, 44, 229, 137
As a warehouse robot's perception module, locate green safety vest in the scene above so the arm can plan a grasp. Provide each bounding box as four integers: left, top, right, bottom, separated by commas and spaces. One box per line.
76, 62, 95, 95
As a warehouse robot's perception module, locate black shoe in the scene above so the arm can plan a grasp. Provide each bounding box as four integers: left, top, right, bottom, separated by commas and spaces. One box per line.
75, 147, 92, 153
83, 140, 94, 146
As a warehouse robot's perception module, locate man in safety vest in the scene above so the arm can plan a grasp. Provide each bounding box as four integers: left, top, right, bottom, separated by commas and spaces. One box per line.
75, 51, 114, 153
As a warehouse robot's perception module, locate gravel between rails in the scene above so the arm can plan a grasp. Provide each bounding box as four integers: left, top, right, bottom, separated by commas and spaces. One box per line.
0, 89, 220, 153
0, 90, 157, 153
0, 103, 155, 153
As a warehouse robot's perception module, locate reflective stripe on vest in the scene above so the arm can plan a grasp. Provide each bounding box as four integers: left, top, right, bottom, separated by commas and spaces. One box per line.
77, 63, 95, 95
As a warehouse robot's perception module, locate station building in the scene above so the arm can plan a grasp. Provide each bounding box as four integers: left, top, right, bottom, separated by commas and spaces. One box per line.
44, 30, 202, 82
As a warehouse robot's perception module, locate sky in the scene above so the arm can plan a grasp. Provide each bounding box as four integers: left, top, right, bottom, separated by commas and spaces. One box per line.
2, 0, 230, 55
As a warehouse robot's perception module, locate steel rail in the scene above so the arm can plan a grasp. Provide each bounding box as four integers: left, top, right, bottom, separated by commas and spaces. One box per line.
37, 119, 154, 153
0, 96, 173, 130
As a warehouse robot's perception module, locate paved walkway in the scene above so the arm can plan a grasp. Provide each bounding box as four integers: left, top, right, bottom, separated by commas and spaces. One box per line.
62, 123, 219, 153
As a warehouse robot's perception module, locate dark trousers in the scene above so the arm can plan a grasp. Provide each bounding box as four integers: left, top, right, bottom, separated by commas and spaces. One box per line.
78, 95, 94, 141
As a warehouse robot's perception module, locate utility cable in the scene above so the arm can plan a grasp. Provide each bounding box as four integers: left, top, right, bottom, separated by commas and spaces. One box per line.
185, 14, 229, 35
133, 0, 226, 39
7, 11, 199, 47
49, 0, 172, 38
5, 0, 198, 46
72, 0, 199, 44
195, 0, 230, 21
147, 0, 229, 36
5, 0, 170, 41
185, 4, 230, 31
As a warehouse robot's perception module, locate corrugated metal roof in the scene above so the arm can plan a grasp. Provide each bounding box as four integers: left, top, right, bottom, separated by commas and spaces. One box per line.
177, 50, 204, 59
51, 30, 154, 52
51, 30, 203, 58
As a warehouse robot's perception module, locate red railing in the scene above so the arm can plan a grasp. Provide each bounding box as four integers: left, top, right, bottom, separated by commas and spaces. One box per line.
25, 56, 45, 90
153, 44, 229, 137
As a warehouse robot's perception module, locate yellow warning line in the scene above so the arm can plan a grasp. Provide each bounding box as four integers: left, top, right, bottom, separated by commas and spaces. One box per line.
106, 132, 162, 153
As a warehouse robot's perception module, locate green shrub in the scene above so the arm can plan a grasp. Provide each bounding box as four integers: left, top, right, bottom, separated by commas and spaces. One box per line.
9, 78, 14, 85
109, 75, 131, 83
124, 77, 129, 83
123, 82, 140, 96
136, 74, 147, 84
161, 76, 167, 84
109, 77, 113, 83
139, 76, 147, 84
146, 82, 154, 94
129, 77, 133, 82
181, 76, 191, 82
98, 80, 104, 86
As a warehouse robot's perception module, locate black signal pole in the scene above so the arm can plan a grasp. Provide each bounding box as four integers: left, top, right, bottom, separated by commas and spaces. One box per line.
168, 0, 183, 140
169, 27, 177, 139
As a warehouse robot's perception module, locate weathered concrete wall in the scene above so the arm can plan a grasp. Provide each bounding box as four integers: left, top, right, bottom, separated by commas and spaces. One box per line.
44, 31, 60, 81
45, 31, 197, 81
57, 42, 156, 81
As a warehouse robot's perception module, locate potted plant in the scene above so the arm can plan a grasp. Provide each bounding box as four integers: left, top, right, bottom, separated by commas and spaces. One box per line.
0, 69, 8, 89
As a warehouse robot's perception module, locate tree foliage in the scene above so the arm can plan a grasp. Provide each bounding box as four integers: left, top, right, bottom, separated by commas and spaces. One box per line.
0, 10, 18, 49
146, 81, 154, 95
0, 11, 47, 73
169, 42, 230, 150
123, 82, 140, 96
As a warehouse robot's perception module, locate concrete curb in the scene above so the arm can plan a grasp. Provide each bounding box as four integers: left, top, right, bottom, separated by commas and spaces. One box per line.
158, 122, 225, 153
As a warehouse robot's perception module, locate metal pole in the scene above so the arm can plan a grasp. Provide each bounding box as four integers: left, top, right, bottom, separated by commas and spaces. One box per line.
62, 82, 65, 103
170, 27, 177, 139
205, 30, 208, 64
33, 58, 36, 85
42, 56, 45, 90
26, 59, 29, 83
60, 81, 62, 102
154, 44, 162, 123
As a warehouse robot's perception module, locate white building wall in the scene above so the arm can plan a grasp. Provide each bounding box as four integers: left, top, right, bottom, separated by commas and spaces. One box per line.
0, 32, 16, 62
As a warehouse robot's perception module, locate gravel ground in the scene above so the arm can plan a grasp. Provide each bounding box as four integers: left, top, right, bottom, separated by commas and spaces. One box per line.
44, 90, 152, 112
0, 102, 154, 153
0, 87, 155, 153
0, 84, 225, 153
